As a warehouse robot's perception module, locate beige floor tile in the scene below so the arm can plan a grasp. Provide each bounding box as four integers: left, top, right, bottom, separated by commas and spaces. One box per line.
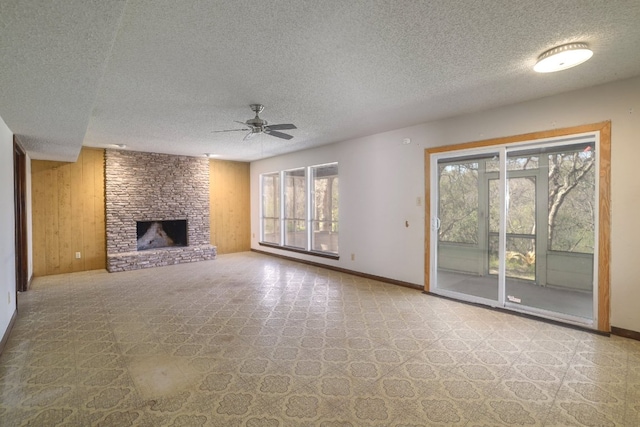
1, 252, 639, 426
551, 382, 627, 426
244, 384, 343, 426
480, 374, 556, 425
563, 364, 628, 395
625, 403, 640, 427
396, 397, 476, 426
413, 340, 475, 371
452, 340, 522, 380
544, 401, 619, 427
464, 411, 510, 427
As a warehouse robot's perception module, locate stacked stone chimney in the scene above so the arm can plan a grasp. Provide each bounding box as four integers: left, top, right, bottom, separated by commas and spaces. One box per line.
105, 149, 216, 272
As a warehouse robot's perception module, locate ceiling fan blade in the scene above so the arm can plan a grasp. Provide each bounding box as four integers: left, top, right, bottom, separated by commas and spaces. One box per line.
266, 124, 297, 131
235, 120, 249, 126
212, 128, 249, 133
265, 130, 294, 140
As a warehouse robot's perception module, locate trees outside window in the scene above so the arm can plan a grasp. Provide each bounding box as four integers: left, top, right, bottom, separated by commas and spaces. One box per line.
311, 164, 339, 254
284, 168, 307, 248
261, 172, 280, 244
438, 145, 595, 283
438, 162, 479, 244
438, 149, 595, 255
547, 149, 595, 253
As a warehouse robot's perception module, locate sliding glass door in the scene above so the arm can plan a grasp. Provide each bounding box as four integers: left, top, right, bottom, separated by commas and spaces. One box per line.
430, 134, 599, 327
434, 152, 501, 305
503, 144, 596, 321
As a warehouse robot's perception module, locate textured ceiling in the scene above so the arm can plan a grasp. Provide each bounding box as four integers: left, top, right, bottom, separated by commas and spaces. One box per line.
2, 1, 640, 162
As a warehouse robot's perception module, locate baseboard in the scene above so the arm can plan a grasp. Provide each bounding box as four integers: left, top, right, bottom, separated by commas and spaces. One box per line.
0, 308, 17, 356
611, 326, 640, 341
250, 248, 422, 291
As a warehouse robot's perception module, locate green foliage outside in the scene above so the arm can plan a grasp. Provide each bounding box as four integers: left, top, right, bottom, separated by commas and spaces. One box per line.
439, 147, 595, 281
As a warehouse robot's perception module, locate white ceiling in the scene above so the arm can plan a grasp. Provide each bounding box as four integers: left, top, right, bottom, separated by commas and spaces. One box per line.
2, 1, 640, 162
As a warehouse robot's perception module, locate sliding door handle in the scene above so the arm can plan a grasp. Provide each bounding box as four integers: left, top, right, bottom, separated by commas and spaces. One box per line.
432, 217, 441, 230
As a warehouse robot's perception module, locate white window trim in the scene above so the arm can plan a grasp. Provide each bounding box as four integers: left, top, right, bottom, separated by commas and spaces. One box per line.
259, 162, 339, 259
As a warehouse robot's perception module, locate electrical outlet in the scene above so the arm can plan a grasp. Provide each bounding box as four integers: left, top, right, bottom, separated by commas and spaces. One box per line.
75, 252, 81, 259
252, 233, 255, 238
351, 253, 355, 261
416, 197, 422, 206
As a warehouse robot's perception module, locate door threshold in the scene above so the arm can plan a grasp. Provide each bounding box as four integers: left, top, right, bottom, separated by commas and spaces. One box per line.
422, 290, 606, 336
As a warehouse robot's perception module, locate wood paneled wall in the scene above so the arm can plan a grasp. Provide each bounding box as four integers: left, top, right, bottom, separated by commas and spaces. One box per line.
209, 160, 251, 254
31, 148, 106, 276
31, 151, 249, 276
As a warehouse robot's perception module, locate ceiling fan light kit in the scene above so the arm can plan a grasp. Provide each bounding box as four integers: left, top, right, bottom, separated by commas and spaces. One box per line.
534, 42, 593, 73
214, 104, 297, 141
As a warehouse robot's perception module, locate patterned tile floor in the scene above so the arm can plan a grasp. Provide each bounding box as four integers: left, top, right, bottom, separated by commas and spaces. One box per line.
1, 252, 639, 426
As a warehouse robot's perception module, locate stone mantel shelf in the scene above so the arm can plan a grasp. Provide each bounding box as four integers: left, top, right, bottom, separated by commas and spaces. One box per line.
107, 244, 217, 273
108, 244, 216, 258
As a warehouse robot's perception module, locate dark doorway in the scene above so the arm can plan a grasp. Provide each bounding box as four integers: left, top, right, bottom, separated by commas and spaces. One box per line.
13, 138, 28, 293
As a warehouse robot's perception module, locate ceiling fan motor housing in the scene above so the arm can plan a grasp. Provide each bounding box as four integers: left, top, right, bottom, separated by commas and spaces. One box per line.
246, 117, 267, 129
247, 104, 267, 131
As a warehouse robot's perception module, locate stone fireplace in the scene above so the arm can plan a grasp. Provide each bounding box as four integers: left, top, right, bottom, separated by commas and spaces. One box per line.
105, 150, 217, 272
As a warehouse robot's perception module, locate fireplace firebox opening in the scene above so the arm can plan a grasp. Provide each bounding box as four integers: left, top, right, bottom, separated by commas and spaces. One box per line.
136, 220, 188, 251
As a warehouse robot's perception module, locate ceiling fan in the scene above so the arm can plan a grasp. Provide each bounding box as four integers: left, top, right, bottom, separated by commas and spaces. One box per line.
213, 104, 297, 141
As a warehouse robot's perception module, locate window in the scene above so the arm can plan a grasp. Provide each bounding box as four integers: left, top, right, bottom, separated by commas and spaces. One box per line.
311, 164, 339, 254
261, 172, 280, 245
260, 163, 339, 257
437, 161, 479, 244
547, 147, 595, 253
284, 168, 307, 248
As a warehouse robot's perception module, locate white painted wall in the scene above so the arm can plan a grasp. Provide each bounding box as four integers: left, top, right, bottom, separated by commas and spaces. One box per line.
251, 125, 429, 285
0, 114, 17, 341
251, 75, 640, 332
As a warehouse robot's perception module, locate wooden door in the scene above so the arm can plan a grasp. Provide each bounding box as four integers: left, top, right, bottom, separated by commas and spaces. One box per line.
13, 138, 28, 293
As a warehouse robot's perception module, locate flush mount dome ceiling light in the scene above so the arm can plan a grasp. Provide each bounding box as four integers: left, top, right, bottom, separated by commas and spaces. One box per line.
534, 42, 593, 73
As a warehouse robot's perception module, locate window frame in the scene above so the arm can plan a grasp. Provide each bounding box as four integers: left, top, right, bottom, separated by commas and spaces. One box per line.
310, 163, 339, 255
425, 121, 611, 332
283, 167, 308, 249
260, 172, 281, 245
259, 162, 339, 260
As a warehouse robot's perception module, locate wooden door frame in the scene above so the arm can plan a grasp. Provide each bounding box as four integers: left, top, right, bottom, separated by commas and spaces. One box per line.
13, 137, 28, 294
424, 122, 611, 332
